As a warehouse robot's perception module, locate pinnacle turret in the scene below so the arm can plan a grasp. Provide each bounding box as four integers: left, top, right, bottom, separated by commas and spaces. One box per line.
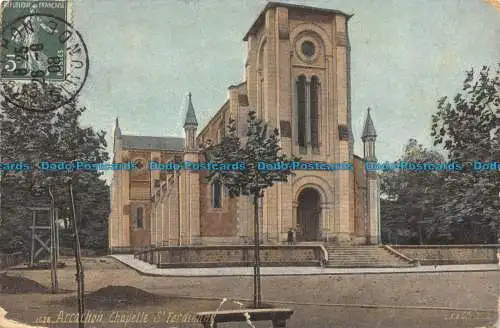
183, 92, 198, 128
361, 108, 376, 141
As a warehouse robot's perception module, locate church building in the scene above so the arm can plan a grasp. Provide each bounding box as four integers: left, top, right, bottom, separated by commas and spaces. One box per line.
108, 2, 380, 251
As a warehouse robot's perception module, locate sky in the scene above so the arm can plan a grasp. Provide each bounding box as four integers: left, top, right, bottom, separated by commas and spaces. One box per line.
71, 0, 499, 166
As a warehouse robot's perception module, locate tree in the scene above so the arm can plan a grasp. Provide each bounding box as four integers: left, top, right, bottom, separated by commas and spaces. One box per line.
0, 82, 110, 254
205, 110, 299, 308
430, 64, 499, 243
380, 139, 447, 244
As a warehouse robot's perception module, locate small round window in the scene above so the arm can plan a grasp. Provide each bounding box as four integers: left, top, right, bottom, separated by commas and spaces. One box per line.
301, 41, 316, 57
135, 159, 146, 170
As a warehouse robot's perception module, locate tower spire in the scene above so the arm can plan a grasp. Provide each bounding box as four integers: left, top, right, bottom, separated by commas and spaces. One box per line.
361, 107, 376, 141
183, 92, 198, 128
114, 117, 121, 138
362, 108, 376, 161
183, 92, 198, 151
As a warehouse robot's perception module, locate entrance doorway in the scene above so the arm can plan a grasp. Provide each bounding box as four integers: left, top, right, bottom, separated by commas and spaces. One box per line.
296, 188, 321, 241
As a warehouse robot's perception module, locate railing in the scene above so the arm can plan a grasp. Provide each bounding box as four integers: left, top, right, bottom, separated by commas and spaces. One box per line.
0, 252, 26, 269
383, 245, 419, 265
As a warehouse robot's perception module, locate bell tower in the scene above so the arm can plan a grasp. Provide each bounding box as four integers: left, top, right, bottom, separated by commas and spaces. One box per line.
243, 3, 355, 243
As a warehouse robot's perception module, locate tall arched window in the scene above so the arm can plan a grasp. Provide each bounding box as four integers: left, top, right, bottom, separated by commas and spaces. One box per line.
216, 129, 221, 144
219, 121, 225, 140
259, 73, 264, 119
297, 75, 307, 147
310, 76, 320, 149
132, 206, 143, 229
212, 181, 222, 208
258, 41, 266, 119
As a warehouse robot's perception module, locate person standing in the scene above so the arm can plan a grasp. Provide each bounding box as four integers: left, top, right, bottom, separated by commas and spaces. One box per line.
287, 227, 294, 245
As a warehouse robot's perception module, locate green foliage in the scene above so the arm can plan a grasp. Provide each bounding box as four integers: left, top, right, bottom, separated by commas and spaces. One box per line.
383, 65, 499, 244
430, 64, 499, 242
206, 110, 300, 198
380, 139, 448, 244
0, 82, 110, 253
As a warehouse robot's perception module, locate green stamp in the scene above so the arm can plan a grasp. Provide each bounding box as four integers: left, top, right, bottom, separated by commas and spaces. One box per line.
1, 0, 70, 81
0, 0, 88, 113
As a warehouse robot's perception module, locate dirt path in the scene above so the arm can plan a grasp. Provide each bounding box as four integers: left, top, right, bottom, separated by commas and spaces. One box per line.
0, 257, 497, 328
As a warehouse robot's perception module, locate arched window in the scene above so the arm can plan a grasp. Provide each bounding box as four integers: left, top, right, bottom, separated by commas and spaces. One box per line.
297, 75, 307, 147
132, 206, 144, 229
212, 181, 222, 208
219, 121, 225, 142
258, 41, 266, 119
310, 76, 320, 149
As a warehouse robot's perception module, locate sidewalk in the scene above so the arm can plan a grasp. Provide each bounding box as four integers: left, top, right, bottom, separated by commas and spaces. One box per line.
111, 254, 499, 277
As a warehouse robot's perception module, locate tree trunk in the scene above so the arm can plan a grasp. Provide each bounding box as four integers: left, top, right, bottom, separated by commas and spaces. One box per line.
253, 192, 262, 308
70, 183, 85, 328
49, 186, 58, 293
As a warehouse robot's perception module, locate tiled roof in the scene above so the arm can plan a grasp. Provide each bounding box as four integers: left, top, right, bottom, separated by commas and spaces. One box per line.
120, 135, 184, 151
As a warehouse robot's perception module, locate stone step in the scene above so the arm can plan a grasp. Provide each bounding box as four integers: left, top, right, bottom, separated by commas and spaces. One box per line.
329, 257, 405, 262
325, 245, 414, 268
329, 250, 386, 254
328, 257, 401, 261
326, 264, 412, 268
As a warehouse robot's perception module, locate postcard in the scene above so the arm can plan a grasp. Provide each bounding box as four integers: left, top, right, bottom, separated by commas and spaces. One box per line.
0, 1, 498, 327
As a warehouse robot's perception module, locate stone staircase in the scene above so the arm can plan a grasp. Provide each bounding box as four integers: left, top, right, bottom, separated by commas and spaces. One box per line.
326, 245, 416, 268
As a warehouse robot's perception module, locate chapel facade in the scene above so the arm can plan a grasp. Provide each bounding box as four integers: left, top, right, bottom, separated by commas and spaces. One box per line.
108, 2, 380, 251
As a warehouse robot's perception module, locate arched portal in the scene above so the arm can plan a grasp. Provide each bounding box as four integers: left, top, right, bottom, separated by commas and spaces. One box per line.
296, 187, 322, 241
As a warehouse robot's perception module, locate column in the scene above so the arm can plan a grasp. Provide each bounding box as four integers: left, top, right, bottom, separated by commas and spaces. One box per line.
335, 15, 352, 242
264, 8, 277, 127
292, 79, 298, 147
175, 172, 181, 245
177, 171, 185, 246
153, 202, 158, 246
320, 202, 331, 242
246, 34, 258, 107
121, 168, 130, 247
188, 169, 200, 244
292, 201, 298, 241
182, 150, 200, 245
167, 178, 173, 244
279, 182, 293, 242
368, 174, 380, 244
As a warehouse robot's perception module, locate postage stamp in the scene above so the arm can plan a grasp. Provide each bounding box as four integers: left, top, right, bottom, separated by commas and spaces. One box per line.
0, 0, 70, 82
0, 10, 88, 112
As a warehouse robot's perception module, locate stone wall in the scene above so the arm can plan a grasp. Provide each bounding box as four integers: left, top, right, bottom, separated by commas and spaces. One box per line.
198, 170, 238, 237
59, 248, 108, 257
110, 246, 150, 254
393, 245, 500, 265
135, 245, 324, 268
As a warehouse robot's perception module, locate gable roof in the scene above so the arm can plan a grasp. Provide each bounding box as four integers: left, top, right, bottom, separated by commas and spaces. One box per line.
120, 135, 184, 151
